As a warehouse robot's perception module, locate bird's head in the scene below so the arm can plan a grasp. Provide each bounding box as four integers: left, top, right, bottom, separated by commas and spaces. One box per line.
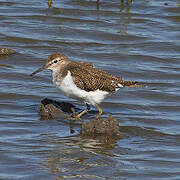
30, 53, 69, 76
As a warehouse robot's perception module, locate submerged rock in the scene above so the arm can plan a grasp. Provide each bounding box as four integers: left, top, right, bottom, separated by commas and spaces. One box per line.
0, 48, 16, 56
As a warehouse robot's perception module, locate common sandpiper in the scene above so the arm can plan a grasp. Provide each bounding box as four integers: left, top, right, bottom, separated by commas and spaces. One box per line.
31, 53, 141, 119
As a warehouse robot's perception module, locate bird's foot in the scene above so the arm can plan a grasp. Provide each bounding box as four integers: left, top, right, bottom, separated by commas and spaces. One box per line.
95, 114, 101, 120
67, 116, 82, 121
69, 107, 82, 120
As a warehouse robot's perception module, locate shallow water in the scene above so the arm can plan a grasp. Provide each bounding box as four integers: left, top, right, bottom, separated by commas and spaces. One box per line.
0, 0, 180, 179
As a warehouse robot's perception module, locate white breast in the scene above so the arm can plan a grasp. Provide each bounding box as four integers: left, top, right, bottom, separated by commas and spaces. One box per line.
53, 71, 109, 106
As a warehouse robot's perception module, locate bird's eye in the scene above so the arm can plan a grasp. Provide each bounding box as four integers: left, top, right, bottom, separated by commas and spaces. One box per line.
54, 60, 58, 63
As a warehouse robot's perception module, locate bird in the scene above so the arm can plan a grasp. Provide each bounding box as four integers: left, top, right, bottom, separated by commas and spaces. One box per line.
30, 52, 142, 119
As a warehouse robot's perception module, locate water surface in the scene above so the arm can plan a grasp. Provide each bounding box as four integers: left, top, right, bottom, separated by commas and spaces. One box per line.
0, 0, 180, 179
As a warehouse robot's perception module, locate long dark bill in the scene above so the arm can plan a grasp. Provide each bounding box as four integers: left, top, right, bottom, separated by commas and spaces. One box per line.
30, 66, 46, 77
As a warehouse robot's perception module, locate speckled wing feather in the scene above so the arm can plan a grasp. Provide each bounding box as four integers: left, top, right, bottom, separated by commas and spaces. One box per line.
65, 62, 138, 93
91, 67, 140, 88
75, 61, 93, 67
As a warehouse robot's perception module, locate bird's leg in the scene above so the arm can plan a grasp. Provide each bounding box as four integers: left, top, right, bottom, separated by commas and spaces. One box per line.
73, 103, 91, 119
70, 107, 76, 117
95, 104, 102, 119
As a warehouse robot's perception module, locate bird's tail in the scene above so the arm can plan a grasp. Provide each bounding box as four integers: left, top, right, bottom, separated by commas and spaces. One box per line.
121, 80, 146, 88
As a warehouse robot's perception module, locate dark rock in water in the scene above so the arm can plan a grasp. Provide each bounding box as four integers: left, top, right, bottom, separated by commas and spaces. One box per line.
81, 116, 122, 139
0, 48, 16, 56
38, 98, 122, 140
38, 98, 76, 119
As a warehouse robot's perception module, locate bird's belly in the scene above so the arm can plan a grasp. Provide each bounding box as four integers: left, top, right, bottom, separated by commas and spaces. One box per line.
54, 72, 109, 105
